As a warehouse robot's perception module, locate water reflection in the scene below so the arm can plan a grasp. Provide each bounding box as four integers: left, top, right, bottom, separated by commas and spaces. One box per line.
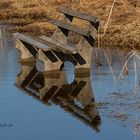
15, 41, 140, 139
0, 26, 16, 82
16, 63, 101, 132
1, 25, 140, 139
91, 48, 140, 139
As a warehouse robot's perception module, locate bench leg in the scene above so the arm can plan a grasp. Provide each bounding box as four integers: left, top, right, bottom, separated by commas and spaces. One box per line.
50, 15, 71, 45
74, 38, 93, 74
16, 39, 35, 62
51, 29, 68, 45
37, 49, 62, 72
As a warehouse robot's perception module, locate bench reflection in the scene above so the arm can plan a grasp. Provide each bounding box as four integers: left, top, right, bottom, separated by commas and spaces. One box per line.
16, 63, 101, 132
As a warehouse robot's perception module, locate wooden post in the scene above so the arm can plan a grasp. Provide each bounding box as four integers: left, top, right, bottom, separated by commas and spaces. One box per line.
37, 49, 62, 72
50, 14, 72, 45
74, 37, 94, 73
16, 39, 35, 62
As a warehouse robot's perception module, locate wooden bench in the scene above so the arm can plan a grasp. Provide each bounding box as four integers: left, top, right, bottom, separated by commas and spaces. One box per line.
15, 7, 100, 73
15, 32, 88, 71
15, 32, 80, 71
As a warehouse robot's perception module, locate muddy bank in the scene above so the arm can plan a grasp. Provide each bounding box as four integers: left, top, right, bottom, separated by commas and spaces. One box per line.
0, 0, 140, 48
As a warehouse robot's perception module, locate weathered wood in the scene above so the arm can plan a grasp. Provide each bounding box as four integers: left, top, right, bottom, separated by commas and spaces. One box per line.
40, 36, 77, 54
58, 7, 99, 30
21, 41, 38, 58
14, 33, 76, 54
14, 33, 50, 51
37, 49, 63, 72
16, 64, 36, 88
16, 39, 35, 60
15, 6, 100, 72
50, 19, 95, 47
52, 51, 77, 65
50, 19, 91, 37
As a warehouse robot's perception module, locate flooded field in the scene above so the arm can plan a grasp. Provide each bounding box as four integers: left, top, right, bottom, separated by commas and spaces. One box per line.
0, 26, 140, 140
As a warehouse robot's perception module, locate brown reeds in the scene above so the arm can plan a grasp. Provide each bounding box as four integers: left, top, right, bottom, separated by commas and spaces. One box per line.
0, 0, 139, 48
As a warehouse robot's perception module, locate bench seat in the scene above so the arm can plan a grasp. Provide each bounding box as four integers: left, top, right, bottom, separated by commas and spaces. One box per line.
14, 33, 77, 54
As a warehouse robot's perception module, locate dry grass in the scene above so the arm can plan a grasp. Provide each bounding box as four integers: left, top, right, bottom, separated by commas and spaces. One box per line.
0, 0, 140, 48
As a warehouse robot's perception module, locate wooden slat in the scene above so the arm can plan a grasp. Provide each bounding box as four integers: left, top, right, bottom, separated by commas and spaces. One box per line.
42, 50, 58, 62
58, 7, 99, 29
72, 53, 86, 65
21, 66, 38, 88
14, 33, 76, 53
40, 36, 77, 54
14, 33, 50, 51
50, 19, 91, 37
21, 41, 38, 57
52, 50, 77, 65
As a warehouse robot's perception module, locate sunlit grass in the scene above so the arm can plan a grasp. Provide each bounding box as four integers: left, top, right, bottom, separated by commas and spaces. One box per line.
0, 0, 139, 48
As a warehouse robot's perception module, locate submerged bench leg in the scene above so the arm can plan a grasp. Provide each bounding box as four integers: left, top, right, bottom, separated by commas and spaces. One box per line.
37, 49, 62, 72
16, 39, 35, 62
74, 38, 93, 74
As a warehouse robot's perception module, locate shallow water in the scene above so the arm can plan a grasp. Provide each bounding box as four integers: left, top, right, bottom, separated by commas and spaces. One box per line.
0, 26, 140, 140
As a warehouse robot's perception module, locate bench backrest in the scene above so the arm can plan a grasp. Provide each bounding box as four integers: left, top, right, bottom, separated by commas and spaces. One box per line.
58, 7, 99, 30
50, 19, 95, 46
50, 19, 91, 37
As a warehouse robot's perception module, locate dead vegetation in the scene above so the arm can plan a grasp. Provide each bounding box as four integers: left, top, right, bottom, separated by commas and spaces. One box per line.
0, 0, 140, 48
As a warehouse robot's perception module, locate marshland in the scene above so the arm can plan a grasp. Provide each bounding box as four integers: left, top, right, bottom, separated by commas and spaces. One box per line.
0, 0, 140, 48
0, 1, 140, 140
